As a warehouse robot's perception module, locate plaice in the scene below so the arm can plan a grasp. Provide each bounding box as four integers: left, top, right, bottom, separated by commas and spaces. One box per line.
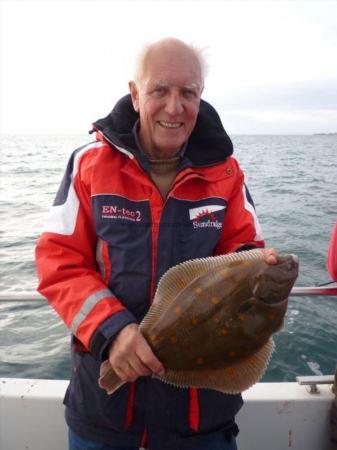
99, 249, 299, 395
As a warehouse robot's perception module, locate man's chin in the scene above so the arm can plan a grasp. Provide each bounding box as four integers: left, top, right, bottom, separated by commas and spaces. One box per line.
152, 140, 186, 159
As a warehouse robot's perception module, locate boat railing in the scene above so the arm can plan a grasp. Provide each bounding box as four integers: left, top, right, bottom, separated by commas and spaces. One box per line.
0, 284, 336, 303
296, 375, 335, 394
290, 284, 337, 296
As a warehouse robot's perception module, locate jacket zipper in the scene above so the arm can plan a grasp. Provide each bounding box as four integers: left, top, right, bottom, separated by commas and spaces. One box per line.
148, 170, 207, 304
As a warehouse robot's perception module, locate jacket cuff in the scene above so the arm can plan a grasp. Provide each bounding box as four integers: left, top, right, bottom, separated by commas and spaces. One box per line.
235, 244, 259, 252
90, 309, 137, 361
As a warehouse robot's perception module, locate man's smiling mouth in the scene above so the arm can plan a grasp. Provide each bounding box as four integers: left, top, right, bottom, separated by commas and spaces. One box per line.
158, 121, 183, 129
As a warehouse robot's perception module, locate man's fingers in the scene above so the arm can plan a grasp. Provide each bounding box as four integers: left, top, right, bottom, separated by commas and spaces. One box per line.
114, 366, 130, 382
136, 340, 165, 376
114, 363, 139, 383
128, 355, 152, 377
114, 353, 160, 383
108, 323, 165, 381
263, 248, 278, 265
266, 254, 278, 264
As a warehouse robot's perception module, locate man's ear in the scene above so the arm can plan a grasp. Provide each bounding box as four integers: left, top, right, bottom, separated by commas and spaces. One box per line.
129, 81, 140, 112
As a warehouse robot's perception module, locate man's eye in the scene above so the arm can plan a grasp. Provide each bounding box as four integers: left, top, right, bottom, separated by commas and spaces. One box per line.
152, 87, 166, 96
183, 89, 197, 98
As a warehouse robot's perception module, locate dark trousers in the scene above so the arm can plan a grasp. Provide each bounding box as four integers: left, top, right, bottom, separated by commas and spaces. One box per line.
68, 428, 238, 450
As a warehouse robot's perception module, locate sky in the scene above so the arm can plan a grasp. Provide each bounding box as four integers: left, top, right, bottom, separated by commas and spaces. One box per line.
1, 0, 337, 135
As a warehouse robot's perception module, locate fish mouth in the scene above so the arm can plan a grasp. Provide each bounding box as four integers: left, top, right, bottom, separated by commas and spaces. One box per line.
250, 254, 299, 305
257, 295, 289, 306
290, 254, 299, 265
277, 254, 299, 271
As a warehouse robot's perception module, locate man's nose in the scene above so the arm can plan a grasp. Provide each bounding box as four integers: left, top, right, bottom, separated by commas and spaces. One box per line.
165, 93, 184, 116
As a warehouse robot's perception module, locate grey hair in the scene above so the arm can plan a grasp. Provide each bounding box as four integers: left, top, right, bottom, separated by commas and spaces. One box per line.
133, 38, 209, 89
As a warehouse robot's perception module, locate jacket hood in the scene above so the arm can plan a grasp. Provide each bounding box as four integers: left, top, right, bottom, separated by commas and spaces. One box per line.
92, 94, 233, 166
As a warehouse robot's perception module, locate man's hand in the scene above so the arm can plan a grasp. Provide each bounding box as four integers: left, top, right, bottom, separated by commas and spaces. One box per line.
108, 323, 165, 383
262, 248, 279, 265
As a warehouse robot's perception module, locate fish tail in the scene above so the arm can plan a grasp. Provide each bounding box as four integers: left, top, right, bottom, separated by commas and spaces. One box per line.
98, 360, 126, 394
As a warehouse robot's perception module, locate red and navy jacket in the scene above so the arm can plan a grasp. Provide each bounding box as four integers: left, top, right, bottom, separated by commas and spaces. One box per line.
35, 95, 265, 449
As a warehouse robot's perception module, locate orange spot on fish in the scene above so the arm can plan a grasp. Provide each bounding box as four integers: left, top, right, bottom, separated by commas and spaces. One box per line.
170, 335, 178, 344
211, 296, 219, 304
225, 367, 236, 378
220, 328, 229, 336
174, 306, 182, 314
241, 260, 251, 266
191, 318, 198, 325
150, 334, 157, 342
220, 270, 229, 279
196, 357, 204, 365
195, 287, 203, 295
238, 314, 245, 321
228, 351, 236, 358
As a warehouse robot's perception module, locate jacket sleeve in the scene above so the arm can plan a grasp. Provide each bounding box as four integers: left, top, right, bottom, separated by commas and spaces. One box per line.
327, 219, 337, 281
214, 158, 265, 255
35, 144, 137, 360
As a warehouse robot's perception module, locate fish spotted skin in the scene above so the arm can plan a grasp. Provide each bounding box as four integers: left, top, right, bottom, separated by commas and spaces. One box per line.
141, 254, 297, 371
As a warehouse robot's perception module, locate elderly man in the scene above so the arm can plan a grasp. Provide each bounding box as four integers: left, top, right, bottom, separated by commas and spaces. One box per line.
36, 38, 276, 450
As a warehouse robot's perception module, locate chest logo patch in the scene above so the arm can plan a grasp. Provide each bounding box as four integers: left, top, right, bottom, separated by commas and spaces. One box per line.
102, 205, 142, 222
189, 205, 225, 230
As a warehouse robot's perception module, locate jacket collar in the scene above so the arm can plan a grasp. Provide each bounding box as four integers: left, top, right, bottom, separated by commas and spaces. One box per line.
92, 94, 233, 167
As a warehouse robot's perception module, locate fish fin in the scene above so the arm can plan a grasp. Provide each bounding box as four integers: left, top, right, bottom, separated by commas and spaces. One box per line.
154, 338, 275, 394
141, 248, 265, 330
155, 248, 265, 306
98, 360, 126, 395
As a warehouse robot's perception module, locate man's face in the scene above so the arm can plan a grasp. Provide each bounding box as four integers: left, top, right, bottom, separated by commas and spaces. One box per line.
130, 47, 203, 159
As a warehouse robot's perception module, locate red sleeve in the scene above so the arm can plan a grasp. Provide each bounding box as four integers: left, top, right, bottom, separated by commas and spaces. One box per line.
327, 220, 337, 281
214, 159, 265, 255
35, 144, 136, 355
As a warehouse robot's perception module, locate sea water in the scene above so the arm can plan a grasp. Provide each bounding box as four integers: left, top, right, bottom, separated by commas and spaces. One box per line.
0, 134, 336, 381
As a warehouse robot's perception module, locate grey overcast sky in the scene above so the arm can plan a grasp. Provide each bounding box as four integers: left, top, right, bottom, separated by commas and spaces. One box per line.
1, 0, 337, 134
